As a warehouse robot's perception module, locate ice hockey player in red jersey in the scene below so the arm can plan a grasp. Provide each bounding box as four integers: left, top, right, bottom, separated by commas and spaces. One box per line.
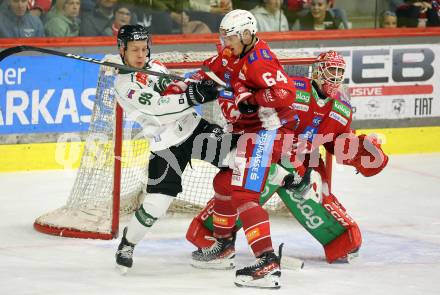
270, 50, 389, 262
188, 9, 303, 289
186, 50, 389, 266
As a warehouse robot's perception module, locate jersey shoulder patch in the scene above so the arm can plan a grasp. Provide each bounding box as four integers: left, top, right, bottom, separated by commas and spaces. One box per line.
259, 48, 273, 61
247, 50, 259, 64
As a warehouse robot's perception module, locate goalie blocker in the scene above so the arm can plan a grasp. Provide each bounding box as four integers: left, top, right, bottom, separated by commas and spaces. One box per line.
186, 159, 362, 264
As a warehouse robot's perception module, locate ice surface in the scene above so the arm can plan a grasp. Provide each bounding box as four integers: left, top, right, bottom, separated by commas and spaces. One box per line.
1, 154, 439, 295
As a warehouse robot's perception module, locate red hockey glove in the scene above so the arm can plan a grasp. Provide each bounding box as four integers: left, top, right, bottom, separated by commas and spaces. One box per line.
343, 134, 389, 177
161, 80, 188, 95
162, 69, 207, 96
233, 81, 258, 115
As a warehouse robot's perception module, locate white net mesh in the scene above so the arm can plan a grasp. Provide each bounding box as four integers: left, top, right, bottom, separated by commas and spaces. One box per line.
35, 50, 317, 238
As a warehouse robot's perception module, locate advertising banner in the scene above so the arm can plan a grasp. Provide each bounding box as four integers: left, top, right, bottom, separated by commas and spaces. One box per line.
296, 44, 439, 120
0, 55, 101, 134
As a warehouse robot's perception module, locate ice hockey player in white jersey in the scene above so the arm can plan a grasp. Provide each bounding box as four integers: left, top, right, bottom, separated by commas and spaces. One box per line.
113, 25, 234, 273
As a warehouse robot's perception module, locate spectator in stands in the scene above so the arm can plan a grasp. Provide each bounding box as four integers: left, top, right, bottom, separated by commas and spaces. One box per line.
28, 0, 52, 17
380, 10, 398, 28
232, 0, 259, 10
187, 0, 233, 31
170, 10, 212, 34
80, 0, 96, 13
250, 0, 289, 32
149, 0, 211, 34
132, 0, 173, 34
284, 0, 311, 28
396, 0, 440, 27
298, 0, 344, 30
112, 3, 132, 36
44, 0, 80, 36
189, 0, 232, 14
0, 0, 45, 37
80, 0, 117, 36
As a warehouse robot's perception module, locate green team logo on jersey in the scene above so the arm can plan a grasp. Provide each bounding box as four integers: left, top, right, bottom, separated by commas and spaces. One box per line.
332, 100, 351, 118
154, 76, 173, 93
296, 90, 310, 104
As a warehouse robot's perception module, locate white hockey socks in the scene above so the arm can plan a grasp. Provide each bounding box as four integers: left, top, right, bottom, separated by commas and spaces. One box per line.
125, 193, 173, 244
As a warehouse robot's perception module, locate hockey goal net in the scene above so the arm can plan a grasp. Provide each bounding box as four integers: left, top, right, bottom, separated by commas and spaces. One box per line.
34, 50, 332, 240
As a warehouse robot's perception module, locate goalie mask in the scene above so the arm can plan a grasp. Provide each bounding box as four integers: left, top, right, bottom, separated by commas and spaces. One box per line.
219, 9, 257, 48
313, 50, 346, 98
117, 25, 151, 65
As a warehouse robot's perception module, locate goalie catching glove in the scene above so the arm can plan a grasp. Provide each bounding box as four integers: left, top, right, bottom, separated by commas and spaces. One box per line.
185, 79, 220, 105
343, 134, 389, 177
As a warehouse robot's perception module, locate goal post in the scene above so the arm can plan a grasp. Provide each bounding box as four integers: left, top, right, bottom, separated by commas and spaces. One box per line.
33, 51, 333, 240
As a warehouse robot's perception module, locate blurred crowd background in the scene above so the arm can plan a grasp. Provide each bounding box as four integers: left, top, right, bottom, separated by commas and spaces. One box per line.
0, 0, 439, 38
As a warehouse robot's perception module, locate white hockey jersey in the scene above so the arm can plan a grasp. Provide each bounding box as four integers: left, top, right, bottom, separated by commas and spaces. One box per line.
113, 59, 201, 151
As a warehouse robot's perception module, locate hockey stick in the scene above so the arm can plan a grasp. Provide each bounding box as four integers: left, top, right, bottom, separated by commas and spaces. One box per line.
201, 65, 228, 88
0, 45, 186, 81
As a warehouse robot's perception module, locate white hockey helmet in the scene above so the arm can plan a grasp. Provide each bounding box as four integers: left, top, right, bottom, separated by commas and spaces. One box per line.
219, 9, 258, 38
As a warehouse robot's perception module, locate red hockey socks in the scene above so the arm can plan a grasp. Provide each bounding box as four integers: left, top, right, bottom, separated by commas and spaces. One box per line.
237, 202, 273, 257
212, 170, 237, 238
212, 193, 237, 238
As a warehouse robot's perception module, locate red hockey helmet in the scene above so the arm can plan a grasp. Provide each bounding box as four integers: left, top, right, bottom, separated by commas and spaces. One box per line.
313, 50, 346, 98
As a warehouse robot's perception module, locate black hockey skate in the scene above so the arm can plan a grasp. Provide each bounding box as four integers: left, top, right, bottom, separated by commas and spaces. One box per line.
234, 244, 284, 289
191, 235, 235, 270
115, 227, 135, 274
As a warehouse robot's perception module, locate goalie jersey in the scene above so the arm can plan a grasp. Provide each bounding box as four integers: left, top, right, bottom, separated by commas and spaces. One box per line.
114, 59, 201, 151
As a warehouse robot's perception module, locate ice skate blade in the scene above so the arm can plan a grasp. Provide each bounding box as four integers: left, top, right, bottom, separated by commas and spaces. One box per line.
191, 258, 235, 270
116, 264, 130, 275
234, 274, 281, 289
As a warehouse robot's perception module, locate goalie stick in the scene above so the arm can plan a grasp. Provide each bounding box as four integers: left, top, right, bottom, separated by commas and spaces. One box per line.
0, 45, 184, 82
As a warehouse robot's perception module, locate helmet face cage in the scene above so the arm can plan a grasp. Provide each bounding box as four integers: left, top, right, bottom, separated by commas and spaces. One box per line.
313, 51, 346, 97
117, 25, 152, 62
219, 9, 257, 44
318, 60, 345, 84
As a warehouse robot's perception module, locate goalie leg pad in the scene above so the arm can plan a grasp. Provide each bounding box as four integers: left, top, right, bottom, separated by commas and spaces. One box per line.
186, 216, 216, 249
277, 168, 362, 263
322, 193, 362, 263
186, 198, 216, 249
185, 163, 310, 249
324, 225, 362, 263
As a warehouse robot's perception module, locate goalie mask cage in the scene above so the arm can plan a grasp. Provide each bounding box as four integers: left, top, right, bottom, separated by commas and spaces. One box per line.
34, 50, 333, 240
